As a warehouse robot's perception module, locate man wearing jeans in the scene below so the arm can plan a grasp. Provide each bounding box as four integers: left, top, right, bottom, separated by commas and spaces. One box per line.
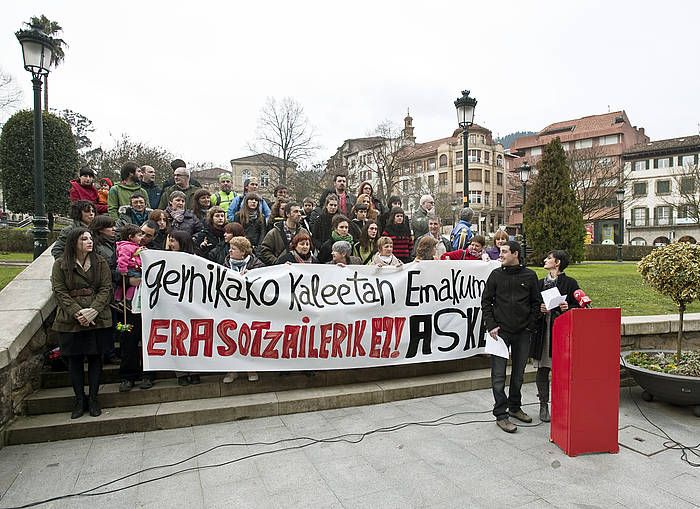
481, 241, 541, 433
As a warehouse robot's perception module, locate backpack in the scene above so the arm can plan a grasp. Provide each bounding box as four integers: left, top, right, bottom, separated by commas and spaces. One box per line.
450, 223, 473, 250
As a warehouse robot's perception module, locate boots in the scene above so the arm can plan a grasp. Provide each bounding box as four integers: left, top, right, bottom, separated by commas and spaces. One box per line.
88, 396, 101, 417
71, 395, 85, 419
536, 368, 550, 423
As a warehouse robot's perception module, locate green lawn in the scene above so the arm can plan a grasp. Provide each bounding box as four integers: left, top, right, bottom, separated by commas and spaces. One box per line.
533, 262, 700, 316
0, 267, 24, 291
0, 252, 33, 262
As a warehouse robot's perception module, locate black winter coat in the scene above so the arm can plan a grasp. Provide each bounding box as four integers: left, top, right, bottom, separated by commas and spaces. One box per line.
529, 273, 580, 360
481, 265, 541, 335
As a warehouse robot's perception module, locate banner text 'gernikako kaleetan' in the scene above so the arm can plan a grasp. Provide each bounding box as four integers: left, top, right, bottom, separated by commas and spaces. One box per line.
140, 251, 499, 372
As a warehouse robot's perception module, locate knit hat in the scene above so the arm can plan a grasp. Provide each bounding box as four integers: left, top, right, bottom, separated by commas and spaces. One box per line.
79, 167, 95, 177
219, 172, 233, 183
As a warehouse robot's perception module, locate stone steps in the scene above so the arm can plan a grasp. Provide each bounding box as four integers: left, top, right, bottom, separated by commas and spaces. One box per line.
7, 366, 535, 445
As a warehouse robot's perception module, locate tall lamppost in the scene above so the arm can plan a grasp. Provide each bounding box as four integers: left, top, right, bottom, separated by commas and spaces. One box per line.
615, 187, 625, 263
16, 24, 54, 259
454, 90, 477, 208
519, 161, 531, 264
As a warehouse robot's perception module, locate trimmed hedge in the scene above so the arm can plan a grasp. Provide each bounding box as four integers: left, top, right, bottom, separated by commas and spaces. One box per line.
584, 244, 655, 261
0, 229, 59, 253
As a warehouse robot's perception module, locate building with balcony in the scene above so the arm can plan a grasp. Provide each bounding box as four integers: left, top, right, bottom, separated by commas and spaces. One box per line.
622, 135, 700, 245
508, 111, 649, 243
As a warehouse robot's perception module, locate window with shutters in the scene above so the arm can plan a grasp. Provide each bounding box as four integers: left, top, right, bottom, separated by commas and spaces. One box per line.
484, 152, 490, 164
654, 206, 671, 226
260, 170, 269, 188
496, 172, 503, 185
654, 158, 671, 169
678, 205, 698, 221
632, 207, 648, 226
455, 170, 463, 183
439, 172, 448, 186
484, 170, 491, 183
484, 192, 491, 205
439, 154, 448, 167
530, 147, 542, 157
599, 135, 619, 146
575, 139, 593, 149
680, 155, 696, 167
456, 151, 463, 165
633, 160, 648, 171
496, 193, 503, 207
468, 169, 481, 181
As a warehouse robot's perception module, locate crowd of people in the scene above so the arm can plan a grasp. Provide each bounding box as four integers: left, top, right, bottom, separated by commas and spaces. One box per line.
52, 159, 581, 433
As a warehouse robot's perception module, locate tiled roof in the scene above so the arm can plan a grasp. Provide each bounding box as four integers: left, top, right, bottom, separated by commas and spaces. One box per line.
511, 111, 630, 150
623, 135, 700, 157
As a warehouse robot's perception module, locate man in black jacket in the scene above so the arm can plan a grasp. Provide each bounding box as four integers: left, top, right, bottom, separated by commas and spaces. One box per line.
481, 241, 541, 433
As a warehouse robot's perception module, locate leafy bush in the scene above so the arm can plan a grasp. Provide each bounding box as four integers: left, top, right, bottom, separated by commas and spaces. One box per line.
0, 229, 59, 252
638, 242, 700, 358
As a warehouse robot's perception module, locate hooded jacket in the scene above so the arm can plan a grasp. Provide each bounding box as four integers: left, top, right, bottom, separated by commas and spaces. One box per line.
69, 179, 106, 213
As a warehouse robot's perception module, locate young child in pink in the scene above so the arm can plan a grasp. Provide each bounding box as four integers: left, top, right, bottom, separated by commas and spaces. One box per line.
115, 224, 146, 301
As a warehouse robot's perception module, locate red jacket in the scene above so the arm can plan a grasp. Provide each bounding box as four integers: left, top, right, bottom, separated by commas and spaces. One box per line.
441, 249, 481, 261
69, 179, 107, 214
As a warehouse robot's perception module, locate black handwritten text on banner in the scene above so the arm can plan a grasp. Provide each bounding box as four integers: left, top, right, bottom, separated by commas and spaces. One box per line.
140, 251, 499, 371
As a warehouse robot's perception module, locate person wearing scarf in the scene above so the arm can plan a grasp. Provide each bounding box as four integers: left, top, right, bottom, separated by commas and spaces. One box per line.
353, 221, 379, 265
441, 235, 491, 261
276, 232, 319, 264
318, 215, 354, 263
371, 236, 403, 267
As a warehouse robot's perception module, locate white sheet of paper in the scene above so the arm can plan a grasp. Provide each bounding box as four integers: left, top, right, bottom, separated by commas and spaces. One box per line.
541, 287, 566, 310
484, 333, 509, 359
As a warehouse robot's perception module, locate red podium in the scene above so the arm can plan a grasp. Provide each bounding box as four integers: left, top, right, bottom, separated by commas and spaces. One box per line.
550, 308, 621, 457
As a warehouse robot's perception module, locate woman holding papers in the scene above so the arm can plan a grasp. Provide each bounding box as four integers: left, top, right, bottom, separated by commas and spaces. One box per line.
530, 250, 580, 422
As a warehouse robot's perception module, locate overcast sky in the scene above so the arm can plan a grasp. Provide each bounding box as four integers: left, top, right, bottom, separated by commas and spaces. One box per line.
2, 0, 699, 170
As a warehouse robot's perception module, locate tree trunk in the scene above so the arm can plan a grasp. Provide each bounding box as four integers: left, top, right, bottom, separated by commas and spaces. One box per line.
43, 75, 49, 111
677, 302, 685, 361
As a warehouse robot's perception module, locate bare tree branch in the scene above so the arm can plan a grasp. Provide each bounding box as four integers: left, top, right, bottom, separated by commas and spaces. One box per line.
249, 97, 320, 187
567, 146, 627, 220
0, 69, 22, 120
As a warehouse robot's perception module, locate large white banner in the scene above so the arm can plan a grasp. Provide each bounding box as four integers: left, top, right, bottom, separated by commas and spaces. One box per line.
140, 251, 499, 371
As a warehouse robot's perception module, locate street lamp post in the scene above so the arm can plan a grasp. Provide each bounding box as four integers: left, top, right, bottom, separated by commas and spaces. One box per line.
615, 187, 625, 263
518, 161, 531, 264
16, 24, 54, 260
454, 90, 477, 208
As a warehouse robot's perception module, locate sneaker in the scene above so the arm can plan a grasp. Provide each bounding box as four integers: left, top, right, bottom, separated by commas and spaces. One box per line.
139, 378, 154, 390
177, 376, 190, 387
222, 372, 238, 384
509, 409, 533, 423
496, 418, 517, 433
247, 372, 259, 382
539, 403, 550, 422
118, 380, 134, 392
189, 374, 201, 385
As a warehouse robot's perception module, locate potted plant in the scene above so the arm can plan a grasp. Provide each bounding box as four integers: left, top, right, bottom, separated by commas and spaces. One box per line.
622, 241, 700, 417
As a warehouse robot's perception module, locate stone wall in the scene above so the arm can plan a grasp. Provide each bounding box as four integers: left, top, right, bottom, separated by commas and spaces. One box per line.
0, 251, 699, 441
0, 251, 56, 436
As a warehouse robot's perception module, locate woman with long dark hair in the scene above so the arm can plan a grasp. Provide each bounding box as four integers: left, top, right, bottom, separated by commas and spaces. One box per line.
318, 214, 354, 264
51, 228, 113, 418
382, 206, 413, 263
311, 193, 338, 249
51, 200, 97, 260
166, 230, 195, 254
89, 215, 117, 267
234, 193, 266, 249
530, 250, 581, 422
192, 188, 212, 223
353, 221, 379, 265
194, 206, 227, 260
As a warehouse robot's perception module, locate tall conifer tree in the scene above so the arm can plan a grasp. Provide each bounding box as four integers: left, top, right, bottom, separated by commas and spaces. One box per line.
523, 138, 585, 263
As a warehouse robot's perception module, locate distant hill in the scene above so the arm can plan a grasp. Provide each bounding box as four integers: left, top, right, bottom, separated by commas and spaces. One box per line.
495, 131, 536, 149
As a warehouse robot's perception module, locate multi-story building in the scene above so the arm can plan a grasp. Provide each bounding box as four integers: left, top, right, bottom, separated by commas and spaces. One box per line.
229, 153, 297, 194
327, 113, 507, 233
190, 167, 230, 193
508, 111, 649, 243
622, 135, 700, 245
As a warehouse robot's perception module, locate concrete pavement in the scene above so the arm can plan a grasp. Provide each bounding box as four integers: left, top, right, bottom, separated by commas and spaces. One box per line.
0, 382, 698, 508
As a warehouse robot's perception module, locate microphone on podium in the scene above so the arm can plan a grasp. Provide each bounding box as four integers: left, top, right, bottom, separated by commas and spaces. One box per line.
573, 289, 592, 308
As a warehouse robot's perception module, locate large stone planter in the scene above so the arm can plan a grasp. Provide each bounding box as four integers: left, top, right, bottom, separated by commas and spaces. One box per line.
621, 350, 700, 417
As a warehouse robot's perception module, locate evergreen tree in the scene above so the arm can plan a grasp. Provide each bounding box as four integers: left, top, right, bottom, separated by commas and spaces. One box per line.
0, 109, 78, 219
523, 138, 585, 263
